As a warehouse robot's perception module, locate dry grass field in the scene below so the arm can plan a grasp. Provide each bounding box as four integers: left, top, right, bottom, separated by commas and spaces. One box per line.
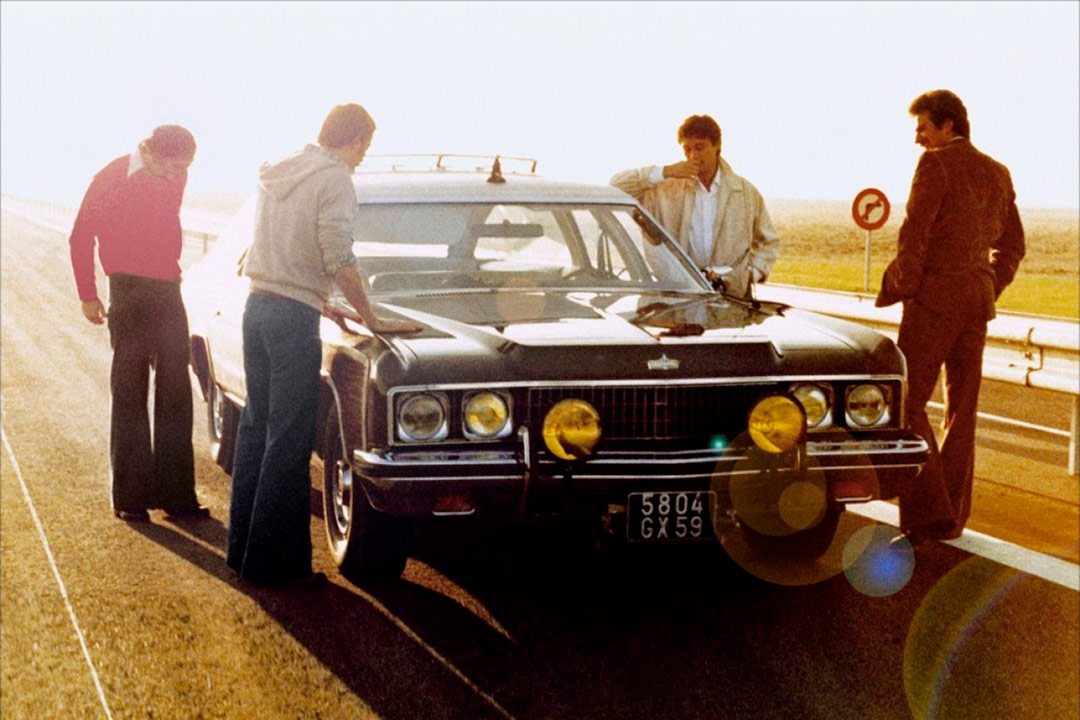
768, 199, 1079, 319
182, 191, 1079, 320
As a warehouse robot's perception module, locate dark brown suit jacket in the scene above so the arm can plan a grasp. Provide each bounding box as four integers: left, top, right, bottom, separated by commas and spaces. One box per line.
876, 138, 1025, 320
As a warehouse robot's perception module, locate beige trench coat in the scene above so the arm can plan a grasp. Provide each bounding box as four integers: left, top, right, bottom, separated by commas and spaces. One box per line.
611, 157, 780, 297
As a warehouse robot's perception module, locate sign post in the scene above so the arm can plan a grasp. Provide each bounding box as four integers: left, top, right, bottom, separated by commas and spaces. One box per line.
851, 187, 890, 292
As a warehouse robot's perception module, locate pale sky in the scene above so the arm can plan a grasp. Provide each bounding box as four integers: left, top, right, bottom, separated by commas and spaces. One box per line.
2, 1, 1078, 209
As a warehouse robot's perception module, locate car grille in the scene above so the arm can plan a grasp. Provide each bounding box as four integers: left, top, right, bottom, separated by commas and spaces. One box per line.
527, 383, 780, 443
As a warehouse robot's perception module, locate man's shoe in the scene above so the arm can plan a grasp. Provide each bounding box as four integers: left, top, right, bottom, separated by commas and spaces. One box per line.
162, 505, 211, 521
888, 531, 923, 550
889, 525, 963, 550
115, 508, 151, 523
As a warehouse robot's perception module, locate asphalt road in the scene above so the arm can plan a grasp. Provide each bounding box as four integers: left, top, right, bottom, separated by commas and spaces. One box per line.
2, 210, 1078, 720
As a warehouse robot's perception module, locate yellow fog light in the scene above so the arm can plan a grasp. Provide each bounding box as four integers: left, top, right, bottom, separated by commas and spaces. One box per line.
463, 392, 511, 439
542, 399, 601, 460
748, 395, 806, 453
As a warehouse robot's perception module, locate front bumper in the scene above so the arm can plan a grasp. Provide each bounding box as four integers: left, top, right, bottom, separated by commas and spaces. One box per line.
353, 429, 928, 517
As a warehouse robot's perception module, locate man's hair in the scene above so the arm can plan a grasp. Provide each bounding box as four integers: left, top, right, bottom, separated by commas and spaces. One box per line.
677, 115, 722, 145
144, 125, 196, 159
909, 90, 970, 139
318, 103, 376, 149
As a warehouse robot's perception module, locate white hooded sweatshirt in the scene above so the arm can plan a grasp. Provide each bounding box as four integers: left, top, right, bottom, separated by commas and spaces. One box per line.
244, 144, 357, 310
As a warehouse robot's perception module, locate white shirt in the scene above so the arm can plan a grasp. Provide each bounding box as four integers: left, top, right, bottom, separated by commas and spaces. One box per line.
648, 164, 721, 268
127, 146, 145, 177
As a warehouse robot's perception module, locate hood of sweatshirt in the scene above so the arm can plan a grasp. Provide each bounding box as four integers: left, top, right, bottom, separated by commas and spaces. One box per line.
258, 144, 347, 202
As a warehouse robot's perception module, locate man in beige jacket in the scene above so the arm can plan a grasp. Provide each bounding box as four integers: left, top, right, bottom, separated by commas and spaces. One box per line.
610, 114, 779, 297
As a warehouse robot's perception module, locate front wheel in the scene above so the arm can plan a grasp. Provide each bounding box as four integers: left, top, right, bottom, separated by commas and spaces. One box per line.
323, 406, 412, 585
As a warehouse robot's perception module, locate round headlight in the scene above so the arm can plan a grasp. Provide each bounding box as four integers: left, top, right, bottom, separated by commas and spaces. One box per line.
747, 395, 806, 453
398, 394, 447, 441
846, 384, 888, 427
542, 399, 601, 460
463, 392, 510, 439
792, 383, 831, 429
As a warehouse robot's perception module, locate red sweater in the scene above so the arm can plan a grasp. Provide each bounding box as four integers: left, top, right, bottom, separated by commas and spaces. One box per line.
69, 155, 187, 301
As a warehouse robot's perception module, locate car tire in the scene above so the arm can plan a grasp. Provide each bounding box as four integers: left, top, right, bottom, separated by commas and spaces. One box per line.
739, 506, 842, 561
322, 405, 412, 586
207, 382, 239, 475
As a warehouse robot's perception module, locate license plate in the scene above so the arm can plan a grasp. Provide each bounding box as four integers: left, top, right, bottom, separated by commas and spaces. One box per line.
626, 491, 714, 542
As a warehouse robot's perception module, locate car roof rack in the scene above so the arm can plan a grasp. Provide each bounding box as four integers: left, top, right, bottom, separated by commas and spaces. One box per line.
360, 154, 539, 175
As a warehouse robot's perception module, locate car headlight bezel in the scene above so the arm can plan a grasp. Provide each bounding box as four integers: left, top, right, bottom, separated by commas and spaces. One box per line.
845, 383, 891, 428
396, 392, 449, 442
790, 383, 833, 430
462, 391, 513, 440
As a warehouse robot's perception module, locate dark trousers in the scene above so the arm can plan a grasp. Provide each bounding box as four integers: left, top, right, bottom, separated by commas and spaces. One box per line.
227, 294, 321, 581
896, 298, 987, 536
106, 274, 196, 512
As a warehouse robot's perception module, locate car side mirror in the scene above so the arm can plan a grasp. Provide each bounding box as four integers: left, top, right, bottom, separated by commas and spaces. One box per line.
703, 265, 733, 293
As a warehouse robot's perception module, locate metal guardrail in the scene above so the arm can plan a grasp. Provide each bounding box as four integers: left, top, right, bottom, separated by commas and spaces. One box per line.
5, 193, 1078, 475
757, 284, 1079, 475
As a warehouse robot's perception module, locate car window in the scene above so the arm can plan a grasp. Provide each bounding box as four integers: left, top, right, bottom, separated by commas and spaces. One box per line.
353, 203, 706, 294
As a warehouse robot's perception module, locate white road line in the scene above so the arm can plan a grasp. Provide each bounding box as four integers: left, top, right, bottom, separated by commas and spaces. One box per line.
1, 426, 115, 720
847, 500, 1080, 592
352, 585, 519, 719
926, 400, 1071, 438
162, 495, 517, 718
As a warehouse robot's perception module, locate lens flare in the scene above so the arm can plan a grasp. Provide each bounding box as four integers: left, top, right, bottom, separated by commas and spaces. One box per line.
903, 559, 1042, 720
778, 481, 827, 531
494, 276, 547, 323
842, 525, 914, 597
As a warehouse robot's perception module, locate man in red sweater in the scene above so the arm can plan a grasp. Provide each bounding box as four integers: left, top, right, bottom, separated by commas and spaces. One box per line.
69, 125, 208, 523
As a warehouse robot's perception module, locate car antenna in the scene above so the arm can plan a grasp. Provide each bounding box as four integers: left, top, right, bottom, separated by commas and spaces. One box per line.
487, 156, 507, 184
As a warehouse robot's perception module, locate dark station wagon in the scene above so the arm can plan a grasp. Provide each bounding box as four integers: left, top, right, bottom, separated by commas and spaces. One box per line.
183, 156, 928, 584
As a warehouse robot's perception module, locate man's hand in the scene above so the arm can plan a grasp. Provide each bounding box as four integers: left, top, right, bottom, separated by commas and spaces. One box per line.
662, 159, 703, 180
331, 265, 424, 335
81, 299, 107, 324
366, 316, 424, 334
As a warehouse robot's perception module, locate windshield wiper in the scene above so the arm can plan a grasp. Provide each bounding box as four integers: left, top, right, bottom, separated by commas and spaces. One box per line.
628, 296, 715, 326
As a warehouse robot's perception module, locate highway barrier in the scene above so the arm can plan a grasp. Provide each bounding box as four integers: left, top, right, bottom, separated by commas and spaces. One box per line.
756, 285, 1079, 475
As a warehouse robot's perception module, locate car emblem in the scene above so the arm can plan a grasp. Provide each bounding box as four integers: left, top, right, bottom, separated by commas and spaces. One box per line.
647, 354, 680, 371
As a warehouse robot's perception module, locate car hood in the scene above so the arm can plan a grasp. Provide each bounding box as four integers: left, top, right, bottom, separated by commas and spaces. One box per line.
353, 290, 903, 384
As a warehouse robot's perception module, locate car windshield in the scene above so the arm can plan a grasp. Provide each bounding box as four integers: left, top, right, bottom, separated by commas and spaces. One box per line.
350, 202, 709, 294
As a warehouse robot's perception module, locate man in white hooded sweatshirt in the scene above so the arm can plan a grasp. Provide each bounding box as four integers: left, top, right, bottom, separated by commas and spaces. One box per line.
611, 114, 779, 298
227, 103, 421, 585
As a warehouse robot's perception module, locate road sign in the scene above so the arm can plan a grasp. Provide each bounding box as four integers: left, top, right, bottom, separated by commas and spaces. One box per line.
852, 188, 890, 231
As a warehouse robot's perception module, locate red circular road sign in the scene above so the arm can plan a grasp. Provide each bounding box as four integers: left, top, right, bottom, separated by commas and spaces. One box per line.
852, 188, 890, 231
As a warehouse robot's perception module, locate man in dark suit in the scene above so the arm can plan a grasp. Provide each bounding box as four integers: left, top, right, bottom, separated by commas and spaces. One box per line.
876, 90, 1025, 546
